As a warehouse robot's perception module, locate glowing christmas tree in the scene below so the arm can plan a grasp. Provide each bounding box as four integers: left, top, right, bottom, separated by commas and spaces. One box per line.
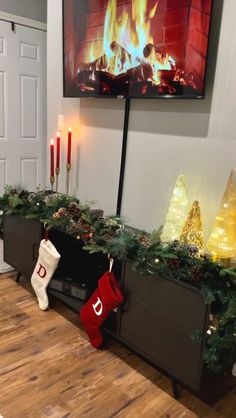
207, 169, 236, 260
161, 175, 188, 242
180, 200, 204, 256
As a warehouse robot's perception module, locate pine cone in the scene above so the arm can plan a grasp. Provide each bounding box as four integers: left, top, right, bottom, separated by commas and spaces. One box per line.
89, 209, 104, 219
67, 202, 81, 221
58, 207, 67, 217
168, 259, 181, 268
191, 265, 203, 281
28, 192, 37, 203
182, 243, 199, 257
103, 232, 114, 241
69, 223, 81, 236
53, 207, 66, 219
138, 234, 151, 247
77, 218, 91, 231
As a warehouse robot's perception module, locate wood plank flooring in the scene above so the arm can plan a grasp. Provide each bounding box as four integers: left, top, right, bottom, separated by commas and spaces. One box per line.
0, 273, 235, 418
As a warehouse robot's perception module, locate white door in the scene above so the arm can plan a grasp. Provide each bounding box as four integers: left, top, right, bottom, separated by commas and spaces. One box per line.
0, 20, 46, 195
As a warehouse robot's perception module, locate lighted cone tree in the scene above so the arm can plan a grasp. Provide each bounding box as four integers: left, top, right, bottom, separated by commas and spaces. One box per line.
207, 169, 236, 260
161, 175, 188, 242
180, 200, 204, 256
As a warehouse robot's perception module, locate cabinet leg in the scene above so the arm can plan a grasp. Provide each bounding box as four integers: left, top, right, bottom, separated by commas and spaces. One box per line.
171, 378, 181, 399
48, 295, 55, 308
16, 272, 21, 283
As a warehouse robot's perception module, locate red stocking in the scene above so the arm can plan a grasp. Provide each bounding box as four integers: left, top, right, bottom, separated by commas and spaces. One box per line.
80, 271, 123, 348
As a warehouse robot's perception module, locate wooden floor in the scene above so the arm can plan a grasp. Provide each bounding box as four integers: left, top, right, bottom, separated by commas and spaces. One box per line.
0, 273, 235, 418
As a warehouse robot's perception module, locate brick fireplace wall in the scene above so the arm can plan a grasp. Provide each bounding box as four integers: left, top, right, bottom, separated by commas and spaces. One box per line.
154, 0, 191, 67
185, 0, 212, 91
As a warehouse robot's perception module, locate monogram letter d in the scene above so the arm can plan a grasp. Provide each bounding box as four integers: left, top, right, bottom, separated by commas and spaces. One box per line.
37, 264, 47, 278
92, 297, 103, 316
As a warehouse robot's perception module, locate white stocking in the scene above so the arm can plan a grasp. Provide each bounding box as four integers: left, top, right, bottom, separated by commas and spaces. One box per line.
232, 363, 236, 377
31, 239, 60, 310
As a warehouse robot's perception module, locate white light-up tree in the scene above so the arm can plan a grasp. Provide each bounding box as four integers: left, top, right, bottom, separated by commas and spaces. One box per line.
161, 175, 189, 242
207, 169, 236, 261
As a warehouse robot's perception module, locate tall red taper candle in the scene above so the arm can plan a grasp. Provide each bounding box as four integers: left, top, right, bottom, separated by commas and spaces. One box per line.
67, 127, 72, 166
56, 131, 60, 170
50, 138, 54, 177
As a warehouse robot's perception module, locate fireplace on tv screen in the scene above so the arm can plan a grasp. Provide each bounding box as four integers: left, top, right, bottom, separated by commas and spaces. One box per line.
63, 0, 213, 98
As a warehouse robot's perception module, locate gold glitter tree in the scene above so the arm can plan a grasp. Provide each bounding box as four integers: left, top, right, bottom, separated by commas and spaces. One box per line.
161, 175, 189, 242
180, 200, 204, 256
207, 169, 236, 261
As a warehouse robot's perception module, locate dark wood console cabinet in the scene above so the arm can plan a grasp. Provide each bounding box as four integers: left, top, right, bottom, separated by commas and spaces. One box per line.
104, 260, 210, 394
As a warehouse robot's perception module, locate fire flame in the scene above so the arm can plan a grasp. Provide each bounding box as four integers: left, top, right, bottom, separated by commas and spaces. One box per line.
88, 0, 175, 84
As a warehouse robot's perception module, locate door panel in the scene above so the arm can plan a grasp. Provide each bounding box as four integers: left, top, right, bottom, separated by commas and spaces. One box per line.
0, 37, 6, 56
0, 70, 6, 138
0, 159, 6, 194
21, 158, 38, 190
20, 41, 38, 61
20, 74, 38, 139
0, 20, 46, 192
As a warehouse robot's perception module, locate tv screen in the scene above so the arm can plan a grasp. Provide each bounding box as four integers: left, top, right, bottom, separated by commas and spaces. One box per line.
63, 0, 213, 99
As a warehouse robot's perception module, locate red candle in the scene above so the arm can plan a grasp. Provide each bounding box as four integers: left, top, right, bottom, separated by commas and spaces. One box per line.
56, 131, 60, 170
50, 138, 54, 178
67, 127, 72, 166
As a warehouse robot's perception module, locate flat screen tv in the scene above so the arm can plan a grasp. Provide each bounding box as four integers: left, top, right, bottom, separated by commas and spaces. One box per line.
63, 0, 213, 99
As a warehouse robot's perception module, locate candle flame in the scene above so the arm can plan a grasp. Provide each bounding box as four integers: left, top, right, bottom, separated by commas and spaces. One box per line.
50, 138, 54, 145
68, 127, 72, 133
56, 132, 60, 138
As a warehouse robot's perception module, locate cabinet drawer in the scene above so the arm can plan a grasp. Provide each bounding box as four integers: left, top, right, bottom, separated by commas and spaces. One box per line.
119, 261, 209, 391
4, 215, 42, 277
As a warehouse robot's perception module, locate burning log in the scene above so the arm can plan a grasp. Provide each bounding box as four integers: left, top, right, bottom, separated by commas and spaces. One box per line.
143, 43, 175, 69
127, 63, 153, 82
143, 43, 164, 59
174, 69, 197, 90
81, 42, 131, 74
110, 41, 132, 69
158, 69, 177, 83
76, 69, 129, 95
77, 69, 115, 87
81, 54, 109, 72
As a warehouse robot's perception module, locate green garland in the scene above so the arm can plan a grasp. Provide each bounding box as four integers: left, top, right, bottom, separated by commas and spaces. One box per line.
0, 186, 236, 375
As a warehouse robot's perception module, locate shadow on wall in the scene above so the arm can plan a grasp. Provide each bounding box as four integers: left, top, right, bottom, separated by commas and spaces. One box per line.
80, 98, 125, 130
80, 0, 223, 139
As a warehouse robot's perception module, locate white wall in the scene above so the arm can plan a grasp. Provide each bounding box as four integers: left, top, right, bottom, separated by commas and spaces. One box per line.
47, 0, 80, 196
0, 0, 47, 22
48, 0, 236, 241
78, 99, 124, 214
